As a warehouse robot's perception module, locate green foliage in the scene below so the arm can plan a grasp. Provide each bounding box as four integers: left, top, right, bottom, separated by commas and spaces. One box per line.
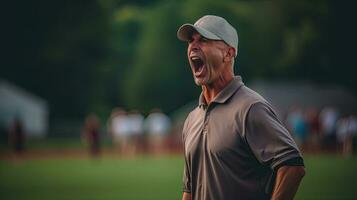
122, 1, 195, 113
116, 0, 341, 114
2, 0, 354, 121
118, 0, 287, 113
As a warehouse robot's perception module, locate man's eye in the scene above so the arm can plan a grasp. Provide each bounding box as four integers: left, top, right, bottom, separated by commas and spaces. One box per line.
201, 37, 209, 42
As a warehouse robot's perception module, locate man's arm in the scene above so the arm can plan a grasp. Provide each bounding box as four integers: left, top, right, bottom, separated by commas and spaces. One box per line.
182, 192, 191, 200
271, 166, 305, 200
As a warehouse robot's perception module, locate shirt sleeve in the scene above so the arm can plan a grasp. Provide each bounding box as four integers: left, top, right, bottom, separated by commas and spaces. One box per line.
182, 117, 191, 193
245, 102, 303, 170
183, 155, 191, 193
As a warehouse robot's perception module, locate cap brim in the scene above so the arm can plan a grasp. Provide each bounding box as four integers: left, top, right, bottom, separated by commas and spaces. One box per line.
177, 24, 221, 41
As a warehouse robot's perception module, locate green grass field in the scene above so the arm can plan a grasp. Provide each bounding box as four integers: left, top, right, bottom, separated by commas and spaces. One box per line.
1, 155, 357, 200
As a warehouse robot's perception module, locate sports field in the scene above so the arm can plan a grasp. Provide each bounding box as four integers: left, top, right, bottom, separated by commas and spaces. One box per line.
0, 154, 356, 200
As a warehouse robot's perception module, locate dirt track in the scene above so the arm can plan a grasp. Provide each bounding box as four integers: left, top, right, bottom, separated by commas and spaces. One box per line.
0, 143, 342, 161
0, 147, 183, 161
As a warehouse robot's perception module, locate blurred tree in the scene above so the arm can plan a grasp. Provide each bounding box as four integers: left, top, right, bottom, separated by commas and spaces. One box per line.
121, 1, 197, 114
2, 0, 112, 120
120, 0, 287, 113
1, 0, 355, 127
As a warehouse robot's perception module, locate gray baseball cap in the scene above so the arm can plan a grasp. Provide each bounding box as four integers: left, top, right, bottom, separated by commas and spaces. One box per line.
177, 15, 238, 56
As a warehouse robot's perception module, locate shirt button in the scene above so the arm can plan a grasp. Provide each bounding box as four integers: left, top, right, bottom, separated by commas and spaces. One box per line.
202, 126, 208, 134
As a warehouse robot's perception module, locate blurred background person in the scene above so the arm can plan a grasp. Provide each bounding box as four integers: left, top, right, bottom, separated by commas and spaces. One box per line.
8, 117, 26, 154
319, 106, 339, 151
286, 106, 308, 148
305, 107, 321, 152
82, 113, 101, 157
108, 108, 130, 154
127, 110, 144, 154
349, 115, 357, 154
336, 114, 357, 157
336, 115, 350, 157
144, 108, 171, 154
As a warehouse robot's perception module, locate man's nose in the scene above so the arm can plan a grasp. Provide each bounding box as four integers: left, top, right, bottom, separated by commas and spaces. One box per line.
189, 41, 199, 52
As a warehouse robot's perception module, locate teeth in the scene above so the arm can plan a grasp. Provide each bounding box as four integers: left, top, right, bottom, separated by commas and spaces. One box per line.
191, 56, 200, 61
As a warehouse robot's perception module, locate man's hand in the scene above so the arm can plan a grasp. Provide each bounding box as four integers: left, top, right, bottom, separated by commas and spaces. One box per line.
182, 192, 192, 200
271, 166, 305, 200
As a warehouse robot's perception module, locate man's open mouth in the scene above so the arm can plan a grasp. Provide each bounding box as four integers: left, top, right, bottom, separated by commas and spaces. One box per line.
191, 56, 205, 76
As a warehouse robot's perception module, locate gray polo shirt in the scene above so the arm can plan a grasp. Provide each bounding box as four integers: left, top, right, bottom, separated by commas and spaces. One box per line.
182, 76, 303, 200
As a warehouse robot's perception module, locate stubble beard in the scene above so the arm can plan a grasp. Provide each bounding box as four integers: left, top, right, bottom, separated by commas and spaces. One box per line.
193, 70, 211, 86
194, 63, 221, 87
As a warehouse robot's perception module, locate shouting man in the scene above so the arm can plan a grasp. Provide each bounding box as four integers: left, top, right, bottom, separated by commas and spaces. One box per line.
177, 15, 305, 200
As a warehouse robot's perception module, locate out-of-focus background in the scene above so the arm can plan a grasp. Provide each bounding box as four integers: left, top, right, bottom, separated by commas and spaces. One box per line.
1, 0, 356, 199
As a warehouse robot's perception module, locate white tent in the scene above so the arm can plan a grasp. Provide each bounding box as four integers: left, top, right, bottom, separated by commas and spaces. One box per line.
249, 80, 357, 116
0, 80, 49, 138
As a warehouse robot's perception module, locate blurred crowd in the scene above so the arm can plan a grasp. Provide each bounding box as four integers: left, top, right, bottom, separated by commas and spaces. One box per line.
81, 108, 174, 156
6, 105, 357, 157
284, 106, 357, 156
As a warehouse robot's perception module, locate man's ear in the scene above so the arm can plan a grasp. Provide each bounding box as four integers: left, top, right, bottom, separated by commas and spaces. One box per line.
224, 47, 235, 62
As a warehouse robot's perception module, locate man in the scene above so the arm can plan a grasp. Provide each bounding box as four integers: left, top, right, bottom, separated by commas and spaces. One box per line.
177, 15, 305, 200
82, 113, 101, 157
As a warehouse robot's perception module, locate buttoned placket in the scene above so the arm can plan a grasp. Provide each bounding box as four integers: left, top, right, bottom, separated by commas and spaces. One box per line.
201, 104, 213, 134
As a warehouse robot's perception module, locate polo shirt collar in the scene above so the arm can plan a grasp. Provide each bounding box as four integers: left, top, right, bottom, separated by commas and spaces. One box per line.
198, 76, 244, 108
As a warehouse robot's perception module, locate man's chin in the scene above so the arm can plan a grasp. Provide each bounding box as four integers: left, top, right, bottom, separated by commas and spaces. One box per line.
194, 77, 209, 86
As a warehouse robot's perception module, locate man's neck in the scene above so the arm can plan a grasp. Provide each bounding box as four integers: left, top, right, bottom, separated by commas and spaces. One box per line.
202, 74, 233, 105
